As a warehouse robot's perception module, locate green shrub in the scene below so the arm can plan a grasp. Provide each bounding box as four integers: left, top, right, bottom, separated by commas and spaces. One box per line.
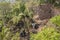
30, 27, 60, 40
50, 15, 60, 26
0, 26, 20, 40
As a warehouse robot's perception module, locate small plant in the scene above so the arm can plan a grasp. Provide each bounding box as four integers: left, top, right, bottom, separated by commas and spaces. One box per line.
50, 15, 60, 26
30, 27, 60, 40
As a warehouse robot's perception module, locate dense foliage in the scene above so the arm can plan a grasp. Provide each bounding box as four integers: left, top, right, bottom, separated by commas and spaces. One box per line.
0, 0, 60, 40
30, 27, 60, 40
50, 15, 60, 26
